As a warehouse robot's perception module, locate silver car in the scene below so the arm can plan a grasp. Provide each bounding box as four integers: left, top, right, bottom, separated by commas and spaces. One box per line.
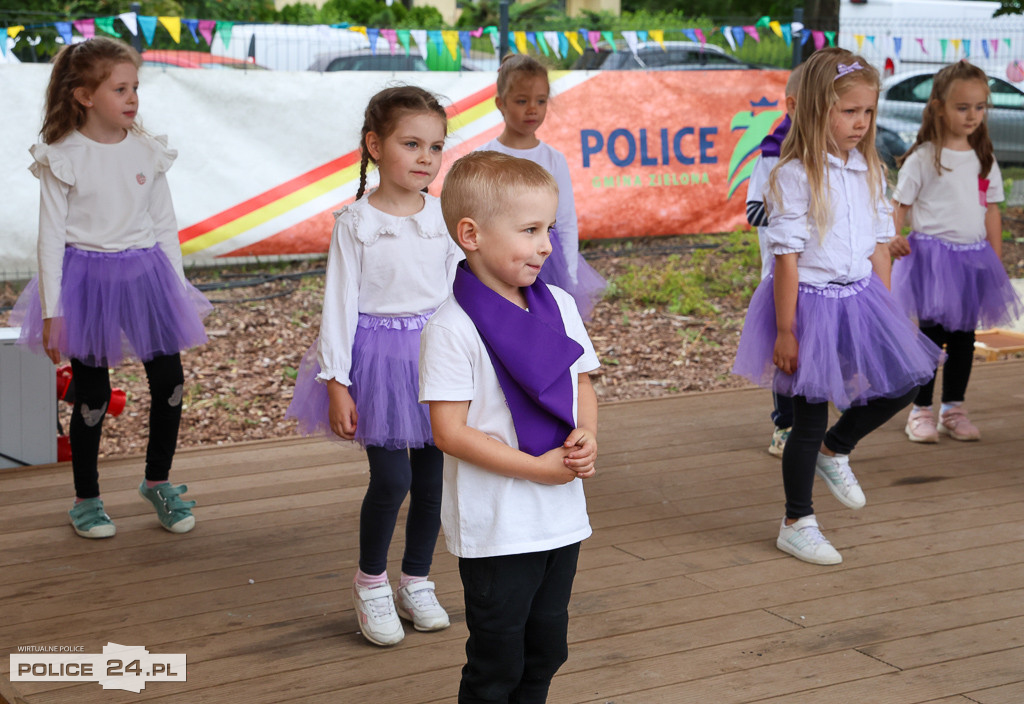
876, 69, 1024, 166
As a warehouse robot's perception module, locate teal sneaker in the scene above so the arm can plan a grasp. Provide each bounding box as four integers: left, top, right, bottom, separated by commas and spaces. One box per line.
138, 481, 196, 533
69, 498, 116, 539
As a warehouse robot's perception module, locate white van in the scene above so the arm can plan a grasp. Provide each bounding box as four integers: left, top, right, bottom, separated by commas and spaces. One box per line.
839, 0, 1024, 76
209, 24, 386, 72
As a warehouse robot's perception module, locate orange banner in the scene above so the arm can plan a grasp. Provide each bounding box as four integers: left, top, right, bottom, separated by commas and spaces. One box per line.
536, 70, 789, 239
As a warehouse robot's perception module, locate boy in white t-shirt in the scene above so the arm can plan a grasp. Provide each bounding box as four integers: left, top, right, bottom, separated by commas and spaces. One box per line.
420, 150, 599, 702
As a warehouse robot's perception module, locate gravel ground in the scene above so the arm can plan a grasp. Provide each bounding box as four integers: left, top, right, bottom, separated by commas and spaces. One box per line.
3, 213, 1023, 459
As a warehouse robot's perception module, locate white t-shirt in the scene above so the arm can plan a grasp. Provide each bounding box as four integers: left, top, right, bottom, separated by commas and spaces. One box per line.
418, 285, 599, 558
477, 139, 579, 282
316, 194, 462, 386
892, 142, 1003, 244
763, 150, 894, 286
746, 154, 779, 280
30, 130, 182, 319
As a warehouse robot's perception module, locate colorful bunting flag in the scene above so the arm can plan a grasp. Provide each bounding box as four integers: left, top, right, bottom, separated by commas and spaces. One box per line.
893, 36, 902, 58
459, 30, 472, 57
215, 21, 234, 49
138, 15, 157, 45
650, 29, 665, 50
695, 28, 705, 46
622, 29, 639, 58
55, 21, 73, 45
183, 19, 199, 43
781, 24, 792, 46
824, 31, 836, 47
732, 26, 746, 49
442, 29, 459, 60
410, 29, 427, 59
587, 30, 601, 52
722, 25, 736, 51
601, 30, 616, 51
535, 31, 550, 56
118, 12, 138, 37
812, 30, 825, 50
769, 21, 782, 39
159, 16, 181, 44
566, 31, 583, 56
744, 26, 760, 43
397, 28, 411, 56
513, 31, 527, 53
7, 25, 24, 39
525, 31, 538, 52
543, 30, 561, 58
916, 37, 928, 54
854, 34, 864, 51
963, 39, 971, 57
940, 38, 948, 60
559, 31, 572, 57
72, 19, 95, 40
381, 28, 398, 54
367, 27, 379, 55
198, 19, 215, 45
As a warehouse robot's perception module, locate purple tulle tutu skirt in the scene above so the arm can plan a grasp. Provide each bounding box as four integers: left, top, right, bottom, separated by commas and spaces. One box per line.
286, 312, 434, 450
10, 246, 211, 367
539, 227, 607, 321
891, 232, 1023, 331
732, 274, 942, 409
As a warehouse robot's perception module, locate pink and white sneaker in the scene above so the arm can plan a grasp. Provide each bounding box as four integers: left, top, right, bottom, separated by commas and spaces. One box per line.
905, 407, 939, 443
939, 406, 980, 441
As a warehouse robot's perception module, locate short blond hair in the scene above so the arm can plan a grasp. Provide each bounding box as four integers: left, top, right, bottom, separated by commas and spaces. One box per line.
440, 151, 558, 242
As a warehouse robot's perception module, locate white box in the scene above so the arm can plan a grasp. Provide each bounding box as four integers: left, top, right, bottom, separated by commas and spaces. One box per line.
0, 328, 57, 468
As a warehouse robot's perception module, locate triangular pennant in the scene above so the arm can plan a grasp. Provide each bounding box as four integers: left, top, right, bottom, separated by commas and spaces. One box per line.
459, 30, 472, 57
566, 31, 582, 56
442, 29, 460, 60
601, 30, 616, 51
867, 35, 876, 45
525, 30, 539, 52
951, 38, 961, 55
916, 37, 928, 54
215, 21, 234, 49
158, 17, 181, 44
470, 27, 484, 38
95, 17, 120, 37
535, 31, 550, 56
507, 31, 518, 54
7, 25, 24, 39
813, 30, 825, 50
558, 31, 570, 57
893, 36, 902, 57
1004, 38, 1012, 52
755, 16, 771, 29
744, 26, 760, 43
410, 29, 428, 60
183, 19, 198, 43
397, 28, 411, 56
488, 31, 500, 57
991, 38, 999, 56
781, 24, 792, 46
72, 19, 95, 40
963, 38, 971, 57
638, 30, 648, 43
683, 28, 698, 43
854, 34, 865, 50
732, 26, 746, 49
137, 15, 158, 45
198, 19, 215, 45
54, 21, 73, 44
381, 28, 398, 54
587, 30, 601, 52
367, 27, 379, 55
939, 38, 948, 60
695, 29, 706, 46
544, 31, 561, 58
824, 31, 836, 46
769, 21, 782, 38
622, 30, 639, 58
722, 25, 737, 51
118, 12, 138, 37
514, 30, 528, 54
349, 26, 367, 38
650, 29, 665, 50
801, 30, 811, 47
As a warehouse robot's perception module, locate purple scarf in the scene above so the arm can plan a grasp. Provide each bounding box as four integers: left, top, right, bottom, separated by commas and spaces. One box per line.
760, 114, 791, 158
453, 261, 583, 457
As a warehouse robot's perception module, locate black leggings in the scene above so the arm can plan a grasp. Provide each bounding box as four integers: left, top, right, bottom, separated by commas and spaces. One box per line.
782, 388, 918, 520
70, 354, 184, 499
359, 444, 443, 577
914, 323, 975, 407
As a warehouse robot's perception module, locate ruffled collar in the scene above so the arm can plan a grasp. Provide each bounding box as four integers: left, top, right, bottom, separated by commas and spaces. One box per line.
825, 148, 868, 171
335, 192, 449, 246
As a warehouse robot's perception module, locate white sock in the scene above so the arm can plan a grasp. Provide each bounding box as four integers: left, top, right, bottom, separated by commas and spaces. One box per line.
940, 401, 962, 416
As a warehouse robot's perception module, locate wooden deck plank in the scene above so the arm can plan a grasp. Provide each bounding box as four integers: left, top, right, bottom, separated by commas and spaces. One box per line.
2, 359, 1022, 703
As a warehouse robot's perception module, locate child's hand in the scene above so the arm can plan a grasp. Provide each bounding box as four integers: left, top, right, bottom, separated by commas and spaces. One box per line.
888, 235, 911, 260
773, 330, 799, 375
42, 318, 61, 365
326, 380, 358, 440
562, 428, 597, 479
536, 446, 580, 486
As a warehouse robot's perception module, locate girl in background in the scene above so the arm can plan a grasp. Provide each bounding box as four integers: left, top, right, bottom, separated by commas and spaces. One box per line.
477, 54, 607, 319
12, 37, 208, 539
732, 50, 941, 565
890, 60, 1022, 443
287, 86, 460, 647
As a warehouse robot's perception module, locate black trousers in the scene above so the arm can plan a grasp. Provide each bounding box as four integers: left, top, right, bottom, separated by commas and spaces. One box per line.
914, 323, 975, 407
70, 354, 184, 499
782, 388, 918, 520
358, 444, 443, 577
458, 542, 581, 704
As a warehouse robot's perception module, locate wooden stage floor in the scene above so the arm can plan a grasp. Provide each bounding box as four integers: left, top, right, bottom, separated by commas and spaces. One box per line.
2, 360, 1023, 703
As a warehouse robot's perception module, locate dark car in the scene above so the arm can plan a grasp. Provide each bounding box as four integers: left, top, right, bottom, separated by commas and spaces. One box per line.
308, 50, 428, 72
572, 40, 764, 71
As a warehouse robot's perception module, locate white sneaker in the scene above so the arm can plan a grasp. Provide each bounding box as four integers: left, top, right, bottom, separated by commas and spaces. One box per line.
352, 582, 405, 646
815, 452, 866, 509
777, 515, 842, 565
396, 580, 450, 632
